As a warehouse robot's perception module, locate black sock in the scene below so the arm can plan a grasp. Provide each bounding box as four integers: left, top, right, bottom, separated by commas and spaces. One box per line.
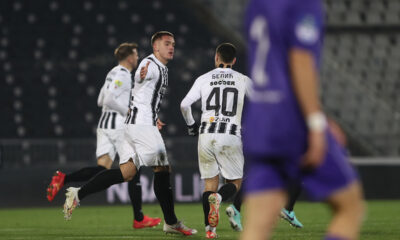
202, 191, 214, 226
233, 186, 243, 212
64, 166, 106, 184
285, 183, 302, 212
78, 169, 124, 200
218, 183, 237, 201
129, 169, 144, 221
153, 171, 177, 225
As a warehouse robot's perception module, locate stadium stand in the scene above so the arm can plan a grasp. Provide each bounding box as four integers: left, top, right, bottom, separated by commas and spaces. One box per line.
0, 0, 226, 140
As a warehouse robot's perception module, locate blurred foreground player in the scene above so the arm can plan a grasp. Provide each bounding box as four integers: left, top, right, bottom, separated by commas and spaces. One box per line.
180, 43, 250, 238
47, 42, 160, 228
241, 0, 365, 240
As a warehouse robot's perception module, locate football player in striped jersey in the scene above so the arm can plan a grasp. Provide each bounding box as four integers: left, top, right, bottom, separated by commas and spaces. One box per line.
180, 43, 251, 239
47, 42, 161, 228
63, 32, 197, 236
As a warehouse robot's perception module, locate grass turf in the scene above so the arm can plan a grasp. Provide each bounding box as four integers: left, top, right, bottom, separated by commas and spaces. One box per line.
0, 201, 399, 239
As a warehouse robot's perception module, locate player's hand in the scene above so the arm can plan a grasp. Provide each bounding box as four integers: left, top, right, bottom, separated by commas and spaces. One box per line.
140, 61, 150, 80
301, 130, 326, 170
328, 118, 347, 147
157, 118, 166, 130
187, 123, 199, 136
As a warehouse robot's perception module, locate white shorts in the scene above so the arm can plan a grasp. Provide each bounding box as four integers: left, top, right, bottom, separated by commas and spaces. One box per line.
198, 134, 244, 180
119, 124, 169, 168
96, 128, 125, 160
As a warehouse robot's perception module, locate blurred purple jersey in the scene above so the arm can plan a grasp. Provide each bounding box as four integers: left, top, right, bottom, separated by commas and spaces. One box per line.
243, 0, 357, 200
243, 0, 324, 157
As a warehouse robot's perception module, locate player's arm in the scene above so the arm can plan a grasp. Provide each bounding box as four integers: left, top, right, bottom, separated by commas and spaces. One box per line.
97, 85, 105, 107
180, 79, 202, 136
290, 48, 326, 169
289, 4, 326, 169
103, 73, 130, 116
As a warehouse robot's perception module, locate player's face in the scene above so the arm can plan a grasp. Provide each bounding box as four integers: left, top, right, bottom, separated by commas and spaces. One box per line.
155, 35, 175, 62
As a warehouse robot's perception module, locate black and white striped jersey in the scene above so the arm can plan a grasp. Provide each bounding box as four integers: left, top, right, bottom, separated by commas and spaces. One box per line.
125, 54, 168, 126
181, 67, 251, 137
97, 65, 132, 130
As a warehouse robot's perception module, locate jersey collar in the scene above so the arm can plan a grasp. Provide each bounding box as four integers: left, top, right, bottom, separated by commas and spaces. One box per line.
118, 65, 132, 74
148, 54, 166, 67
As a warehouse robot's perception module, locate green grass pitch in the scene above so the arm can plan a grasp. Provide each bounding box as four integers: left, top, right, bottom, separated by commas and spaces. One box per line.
0, 201, 399, 239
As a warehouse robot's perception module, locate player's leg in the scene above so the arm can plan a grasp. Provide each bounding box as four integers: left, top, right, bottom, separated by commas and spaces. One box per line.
63, 165, 128, 220
304, 133, 364, 240
240, 190, 287, 240
151, 165, 197, 235
63, 139, 137, 220
130, 168, 161, 229
127, 124, 196, 235
281, 183, 303, 228
47, 154, 112, 202
197, 134, 220, 238
226, 180, 243, 231
324, 182, 364, 240
202, 175, 219, 238
48, 128, 115, 201
152, 166, 177, 225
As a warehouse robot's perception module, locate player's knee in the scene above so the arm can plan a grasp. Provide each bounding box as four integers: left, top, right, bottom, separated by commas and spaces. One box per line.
227, 179, 242, 191
120, 159, 137, 181
97, 154, 113, 169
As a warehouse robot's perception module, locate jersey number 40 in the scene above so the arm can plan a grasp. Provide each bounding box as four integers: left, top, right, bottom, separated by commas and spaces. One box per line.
206, 87, 238, 117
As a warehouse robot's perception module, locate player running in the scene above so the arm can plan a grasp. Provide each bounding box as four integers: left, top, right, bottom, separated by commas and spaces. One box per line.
241, 0, 365, 240
47, 42, 161, 228
180, 43, 250, 239
63, 31, 197, 236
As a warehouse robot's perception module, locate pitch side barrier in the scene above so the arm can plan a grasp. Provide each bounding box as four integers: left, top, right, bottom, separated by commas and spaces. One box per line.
0, 138, 400, 207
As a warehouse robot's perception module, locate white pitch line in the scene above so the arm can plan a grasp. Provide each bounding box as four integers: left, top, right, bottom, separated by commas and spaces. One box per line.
64, 236, 159, 239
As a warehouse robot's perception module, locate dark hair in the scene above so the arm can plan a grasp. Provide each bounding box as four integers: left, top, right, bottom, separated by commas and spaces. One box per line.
216, 43, 236, 63
151, 31, 174, 46
114, 42, 138, 61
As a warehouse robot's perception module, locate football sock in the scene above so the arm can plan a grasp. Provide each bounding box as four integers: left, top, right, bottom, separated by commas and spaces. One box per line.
324, 235, 348, 240
233, 186, 243, 212
285, 183, 302, 212
129, 169, 144, 221
78, 169, 124, 200
153, 171, 177, 225
202, 191, 214, 226
218, 183, 237, 201
64, 166, 106, 184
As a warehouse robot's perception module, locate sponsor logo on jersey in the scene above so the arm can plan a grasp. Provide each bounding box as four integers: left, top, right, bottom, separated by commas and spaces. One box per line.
210, 80, 235, 86
209, 116, 230, 123
114, 80, 123, 88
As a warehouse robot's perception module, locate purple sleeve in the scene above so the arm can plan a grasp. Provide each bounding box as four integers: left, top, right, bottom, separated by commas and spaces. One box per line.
287, 1, 323, 53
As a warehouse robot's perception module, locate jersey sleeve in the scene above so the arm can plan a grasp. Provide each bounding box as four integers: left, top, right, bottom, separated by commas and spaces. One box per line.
287, 1, 323, 53
180, 77, 203, 125
103, 72, 131, 116
108, 72, 131, 97
97, 84, 105, 107
244, 76, 253, 97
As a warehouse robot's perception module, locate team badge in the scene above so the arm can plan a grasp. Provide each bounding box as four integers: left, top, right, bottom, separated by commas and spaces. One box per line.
209, 117, 215, 122
295, 15, 319, 45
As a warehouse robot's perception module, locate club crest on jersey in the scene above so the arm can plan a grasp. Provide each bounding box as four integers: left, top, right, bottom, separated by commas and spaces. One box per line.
295, 15, 319, 45
114, 80, 123, 88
